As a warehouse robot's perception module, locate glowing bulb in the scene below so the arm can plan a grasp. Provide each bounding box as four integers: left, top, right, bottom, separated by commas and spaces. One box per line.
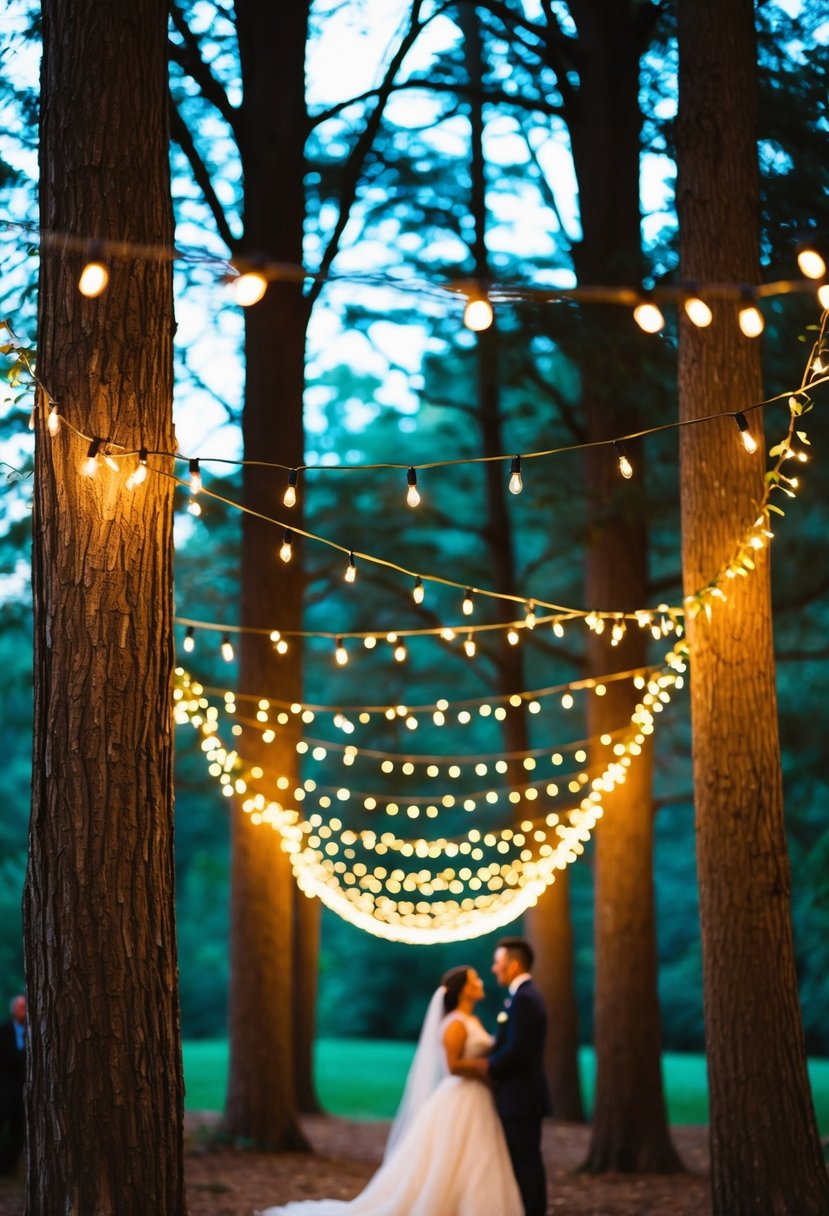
233, 271, 268, 307
463, 295, 493, 332
797, 244, 826, 280
817, 284, 829, 310
47, 405, 61, 436
221, 635, 234, 662
633, 300, 665, 333
738, 297, 764, 338
78, 260, 109, 298
345, 552, 357, 583
183, 626, 195, 654
335, 638, 348, 666
188, 500, 202, 517
464, 634, 476, 658
284, 468, 298, 508
82, 438, 100, 476
462, 589, 474, 616
406, 467, 420, 507
614, 441, 633, 479
188, 458, 202, 495
279, 529, 294, 563
507, 629, 520, 646
525, 603, 536, 630
684, 296, 713, 327
103, 453, 119, 472
508, 455, 523, 495
394, 641, 408, 663
126, 448, 148, 489
412, 577, 424, 605
28, 408, 35, 431
734, 412, 757, 454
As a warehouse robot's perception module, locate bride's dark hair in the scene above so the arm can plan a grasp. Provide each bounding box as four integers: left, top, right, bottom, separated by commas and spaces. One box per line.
441, 965, 471, 1013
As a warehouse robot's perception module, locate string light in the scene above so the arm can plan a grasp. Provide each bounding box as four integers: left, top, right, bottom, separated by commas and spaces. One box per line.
406, 466, 420, 508
818, 284, 829, 310
508, 455, 523, 495
462, 589, 474, 617
463, 633, 476, 658
507, 628, 520, 646
126, 448, 149, 489
221, 635, 234, 662
284, 468, 298, 508
279, 529, 294, 563
633, 298, 665, 333
614, 440, 633, 480
271, 630, 289, 655
78, 259, 109, 298
335, 638, 349, 666
232, 270, 268, 307
734, 412, 758, 454
463, 291, 494, 332
46, 403, 61, 436
183, 626, 195, 654
188, 458, 202, 495
82, 438, 101, 476
393, 640, 408, 663
412, 577, 425, 605
797, 239, 827, 281
683, 293, 713, 328
344, 552, 357, 583
524, 602, 536, 630
738, 292, 765, 338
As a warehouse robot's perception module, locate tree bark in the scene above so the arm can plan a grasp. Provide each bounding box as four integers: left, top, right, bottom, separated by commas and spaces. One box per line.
224, 0, 314, 1146
676, 1, 829, 1210
26, 2, 186, 1212
459, 1, 585, 1122
563, 3, 680, 1172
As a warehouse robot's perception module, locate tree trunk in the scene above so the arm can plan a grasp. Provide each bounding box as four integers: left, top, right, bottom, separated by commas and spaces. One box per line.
26, 2, 186, 1212
225, 0, 314, 1146
564, 3, 680, 1171
460, 2, 585, 1121
676, 1, 829, 1210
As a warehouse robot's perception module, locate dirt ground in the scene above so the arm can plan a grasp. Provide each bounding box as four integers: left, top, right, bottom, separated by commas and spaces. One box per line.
0, 1115, 712, 1214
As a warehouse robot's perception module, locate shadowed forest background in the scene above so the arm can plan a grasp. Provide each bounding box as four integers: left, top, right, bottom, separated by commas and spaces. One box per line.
0, 0, 827, 1125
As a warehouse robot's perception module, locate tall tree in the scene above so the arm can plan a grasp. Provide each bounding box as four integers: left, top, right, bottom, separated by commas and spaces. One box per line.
26, 1, 186, 1211
676, 0, 829, 1211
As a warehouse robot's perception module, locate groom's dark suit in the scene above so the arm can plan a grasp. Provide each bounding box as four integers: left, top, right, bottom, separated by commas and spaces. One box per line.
488, 978, 550, 1216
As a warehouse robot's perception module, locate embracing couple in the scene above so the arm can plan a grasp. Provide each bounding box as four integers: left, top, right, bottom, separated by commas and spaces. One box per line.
261, 936, 550, 1216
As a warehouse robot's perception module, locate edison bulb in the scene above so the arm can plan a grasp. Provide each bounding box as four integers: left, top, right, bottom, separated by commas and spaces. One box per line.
464, 296, 493, 332
78, 261, 109, 298
233, 272, 268, 307
633, 301, 665, 333
738, 303, 764, 338
684, 296, 713, 327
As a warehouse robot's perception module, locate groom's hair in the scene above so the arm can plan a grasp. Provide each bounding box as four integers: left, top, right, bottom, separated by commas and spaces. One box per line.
497, 937, 534, 971
441, 966, 471, 1013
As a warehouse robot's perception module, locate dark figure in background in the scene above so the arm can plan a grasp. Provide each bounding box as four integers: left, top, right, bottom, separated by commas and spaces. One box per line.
0, 995, 26, 1175
487, 938, 550, 1216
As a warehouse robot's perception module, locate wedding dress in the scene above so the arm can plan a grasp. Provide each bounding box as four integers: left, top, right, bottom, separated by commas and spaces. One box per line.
258, 1001, 523, 1216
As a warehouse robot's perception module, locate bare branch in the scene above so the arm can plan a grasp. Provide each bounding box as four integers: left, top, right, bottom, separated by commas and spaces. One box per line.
169, 1, 241, 139
169, 94, 237, 252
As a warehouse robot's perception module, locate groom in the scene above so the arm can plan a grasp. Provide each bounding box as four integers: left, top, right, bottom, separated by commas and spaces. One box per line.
484, 936, 550, 1216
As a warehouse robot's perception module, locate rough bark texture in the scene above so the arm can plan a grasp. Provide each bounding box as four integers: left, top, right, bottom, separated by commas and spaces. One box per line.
564, 3, 680, 1172
675, 1, 829, 1210
225, 0, 314, 1147
459, 2, 585, 1120
26, 2, 186, 1212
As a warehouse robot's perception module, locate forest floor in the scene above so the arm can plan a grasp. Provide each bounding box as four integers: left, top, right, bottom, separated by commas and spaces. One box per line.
0, 1113, 713, 1214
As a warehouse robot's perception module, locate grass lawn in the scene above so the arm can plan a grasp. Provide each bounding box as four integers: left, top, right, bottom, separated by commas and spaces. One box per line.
183, 1039, 829, 1135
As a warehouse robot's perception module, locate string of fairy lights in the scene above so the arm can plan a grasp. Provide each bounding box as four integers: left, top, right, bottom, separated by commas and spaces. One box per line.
2, 227, 826, 941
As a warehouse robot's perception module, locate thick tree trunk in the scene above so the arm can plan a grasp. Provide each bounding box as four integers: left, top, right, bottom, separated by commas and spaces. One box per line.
676, 2, 829, 1210
26, 3, 186, 1212
565, 3, 680, 1172
460, 2, 585, 1120
225, 0, 314, 1146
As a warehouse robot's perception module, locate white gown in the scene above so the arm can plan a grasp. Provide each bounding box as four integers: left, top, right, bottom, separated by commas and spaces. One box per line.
259, 1012, 523, 1216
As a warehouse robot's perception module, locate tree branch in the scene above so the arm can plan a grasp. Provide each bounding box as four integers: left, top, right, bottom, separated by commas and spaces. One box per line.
309, 76, 563, 129
168, 1, 241, 140
169, 94, 237, 252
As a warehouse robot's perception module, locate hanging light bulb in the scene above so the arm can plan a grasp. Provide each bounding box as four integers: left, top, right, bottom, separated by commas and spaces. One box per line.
284, 468, 298, 508
412, 577, 424, 605
734, 412, 758, 454
188, 499, 202, 517
463, 291, 493, 332
464, 633, 477, 658
508, 455, 523, 495
738, 292, 764, 338
78, 257, 109, 298
525, 602, 536, 630
633, 297, 665, 333
126, 448, 148, 489
796, 239, 827, 281
506, 628, 520, 646
82, 438, 101, 477
406, 466, 420, 507
683, 294, 713, 327
183, 626, 195, 654
103, 451, 119, 472
817, 284, 829, 310
614, 440, 634, 479
279, 528, 294, 563
462, 589, 474, 616
344, 552, 357, 583
335, 637, 349, 666
221, 634, 234, 662
46, 404, 61, 436
188, 458, 202, 494
233, 271, 268, 307
393, 640, 408, 663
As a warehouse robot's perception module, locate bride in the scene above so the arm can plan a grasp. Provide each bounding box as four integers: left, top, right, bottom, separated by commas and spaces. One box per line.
258, 965, 523, 1216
